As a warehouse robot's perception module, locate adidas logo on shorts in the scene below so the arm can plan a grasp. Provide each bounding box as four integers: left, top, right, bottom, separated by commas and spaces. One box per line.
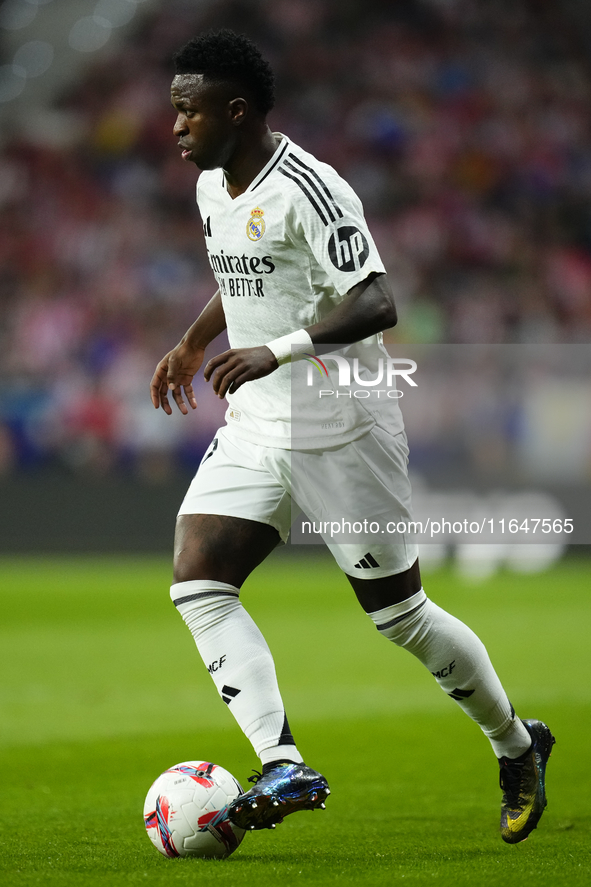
353, 552, 380, 569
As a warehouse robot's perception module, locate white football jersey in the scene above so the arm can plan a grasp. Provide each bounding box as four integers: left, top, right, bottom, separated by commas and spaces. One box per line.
196, 134, 404, 448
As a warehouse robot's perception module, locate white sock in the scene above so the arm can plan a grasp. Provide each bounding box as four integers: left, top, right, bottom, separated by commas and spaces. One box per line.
368, 588, 532, 759
171, 580, 303, 764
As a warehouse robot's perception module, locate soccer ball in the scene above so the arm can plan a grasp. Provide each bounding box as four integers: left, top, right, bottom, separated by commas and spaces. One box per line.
143, 760, 246, 859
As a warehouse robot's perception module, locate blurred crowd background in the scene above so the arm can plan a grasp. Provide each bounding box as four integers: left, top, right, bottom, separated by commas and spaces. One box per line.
1, 0, 591, 484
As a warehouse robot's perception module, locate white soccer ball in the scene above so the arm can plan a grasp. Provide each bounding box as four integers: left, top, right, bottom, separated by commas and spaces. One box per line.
143, 760, 246, 859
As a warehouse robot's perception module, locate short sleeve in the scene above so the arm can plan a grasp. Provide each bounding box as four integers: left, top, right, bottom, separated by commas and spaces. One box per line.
282, 155, 386, 294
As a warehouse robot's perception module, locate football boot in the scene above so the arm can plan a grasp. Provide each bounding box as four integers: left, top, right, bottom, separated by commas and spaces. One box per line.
499, 719, 556, 844
227, 762, 330, 830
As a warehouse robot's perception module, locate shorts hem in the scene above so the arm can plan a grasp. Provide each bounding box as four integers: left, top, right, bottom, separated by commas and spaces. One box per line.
176, 507, 289, 544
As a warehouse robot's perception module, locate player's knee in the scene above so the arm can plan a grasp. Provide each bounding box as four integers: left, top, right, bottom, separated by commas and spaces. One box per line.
173, 514, 274, 586
172, 552, 213, 584
173, 518, 227, 584
172, 549, 246, 585
172, 546, 233, 584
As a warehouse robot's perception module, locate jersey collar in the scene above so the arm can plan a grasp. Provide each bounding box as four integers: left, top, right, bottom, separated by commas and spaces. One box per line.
221, 133, 291, 197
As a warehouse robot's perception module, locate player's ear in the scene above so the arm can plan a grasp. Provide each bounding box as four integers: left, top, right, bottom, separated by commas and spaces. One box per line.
228, 97, 248, 126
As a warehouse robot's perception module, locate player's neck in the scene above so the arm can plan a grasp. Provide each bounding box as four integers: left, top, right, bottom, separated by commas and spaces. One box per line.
223, 126, 279, 199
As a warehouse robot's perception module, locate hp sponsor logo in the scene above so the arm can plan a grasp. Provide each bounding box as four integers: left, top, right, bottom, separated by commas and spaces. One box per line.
328, 225, 369, 272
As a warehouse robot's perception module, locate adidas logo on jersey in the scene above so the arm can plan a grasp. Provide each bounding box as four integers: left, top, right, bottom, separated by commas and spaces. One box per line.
353, 552, 380, 569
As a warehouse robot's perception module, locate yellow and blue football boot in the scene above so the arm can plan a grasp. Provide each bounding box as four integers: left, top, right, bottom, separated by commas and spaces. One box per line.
499, 719, 555, 844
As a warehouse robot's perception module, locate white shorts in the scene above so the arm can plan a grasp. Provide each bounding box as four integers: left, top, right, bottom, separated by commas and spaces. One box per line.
178, 425, 418, 578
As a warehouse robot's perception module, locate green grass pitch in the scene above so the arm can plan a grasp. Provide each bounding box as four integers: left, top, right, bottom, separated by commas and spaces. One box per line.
1, 551, 590, 886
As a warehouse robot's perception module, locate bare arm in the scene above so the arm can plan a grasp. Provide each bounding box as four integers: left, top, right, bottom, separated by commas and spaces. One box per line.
150, 290, 226, 414
204, 273, 397, 398
307, 272, 396, 349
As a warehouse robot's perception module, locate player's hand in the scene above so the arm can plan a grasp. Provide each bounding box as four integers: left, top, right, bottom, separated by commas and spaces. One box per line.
150, 341, 205, 415
204, 346, 279, 398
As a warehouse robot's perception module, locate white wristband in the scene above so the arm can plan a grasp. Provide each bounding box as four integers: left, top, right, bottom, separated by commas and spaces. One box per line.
265, 329, 314, 366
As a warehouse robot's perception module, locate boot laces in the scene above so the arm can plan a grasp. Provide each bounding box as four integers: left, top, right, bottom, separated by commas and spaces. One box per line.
499, 758, 528, 808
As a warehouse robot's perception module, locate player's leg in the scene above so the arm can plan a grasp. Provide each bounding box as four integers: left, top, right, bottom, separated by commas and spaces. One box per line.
173, 512, 302, 764
348, 560, 533, 759
293, 426, 554, 842
347, 561, 555, 844
171, 431, 329, 829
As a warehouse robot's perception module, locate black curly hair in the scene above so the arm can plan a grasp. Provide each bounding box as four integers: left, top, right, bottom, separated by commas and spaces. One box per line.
172, 29, 275, 116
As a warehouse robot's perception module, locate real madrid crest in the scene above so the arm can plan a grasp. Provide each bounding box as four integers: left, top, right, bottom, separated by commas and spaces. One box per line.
246, 206, 265, 241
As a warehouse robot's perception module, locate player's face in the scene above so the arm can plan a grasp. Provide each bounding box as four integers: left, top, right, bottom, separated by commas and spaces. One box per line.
171, 74, 239, 171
